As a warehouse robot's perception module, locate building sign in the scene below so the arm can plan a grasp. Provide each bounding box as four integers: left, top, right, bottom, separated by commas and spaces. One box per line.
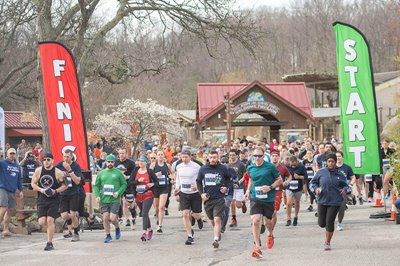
232, 91, 280, 116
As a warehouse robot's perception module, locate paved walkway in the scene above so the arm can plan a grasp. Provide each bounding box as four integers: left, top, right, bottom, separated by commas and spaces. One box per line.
1, 198, 398, 266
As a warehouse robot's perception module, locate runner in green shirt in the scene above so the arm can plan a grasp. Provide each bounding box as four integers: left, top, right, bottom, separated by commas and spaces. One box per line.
94, 154, 127, 243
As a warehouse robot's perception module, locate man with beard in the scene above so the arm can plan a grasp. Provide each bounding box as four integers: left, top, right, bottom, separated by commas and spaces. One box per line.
197, 150, 230, 248
94, 154, 127, 243
31, 153, 66, 251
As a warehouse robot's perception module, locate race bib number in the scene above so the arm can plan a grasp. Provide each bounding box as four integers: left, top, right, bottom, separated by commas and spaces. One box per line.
136, 185, 146, 194
289, 180, 299, 190
382, 159, 390, 168
255, 186, 268, 199
28, 171, 34, 179
204, 173, 217, 186
158, 175, 167, 186
365, 174, 373, 182
66, 177, 73, 187
181, 183, 191, 193
103, 184, 114, 196
307, 170, 314, 179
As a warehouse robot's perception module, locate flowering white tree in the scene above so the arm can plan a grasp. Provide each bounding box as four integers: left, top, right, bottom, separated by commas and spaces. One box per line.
93, 98, 183, 156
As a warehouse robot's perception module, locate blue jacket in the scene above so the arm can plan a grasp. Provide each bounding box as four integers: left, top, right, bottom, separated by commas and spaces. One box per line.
309, 167, 351, 206
0, 160, 22, 193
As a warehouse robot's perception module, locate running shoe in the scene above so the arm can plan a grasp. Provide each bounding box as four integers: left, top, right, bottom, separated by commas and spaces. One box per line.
131, 218, 136, 226
104, 235, 112, 243
352, 195, 357, 205
358, 197, 363, 206
267, 235, 274, 249
115, 228, 121, 240
242, 202, 247, 214
286, 219, 291, 226
368, 197, 373, 203
197, 218, 204, 229
293, 217, 298, 226
212, 240, 219, 248
337, 223, 344, 231
260, 224, 266, 234
185, 236, 194, 245
71, 233, 80, 242
141, 233, 147, 242
63, 231, 72, 238
229, 217, 237, 227
307, 205, 313, 212
251, 247, 263, 258
221, 225, 226, 233
157, 226, 163, 233
147, 229, 153, 240
125, 219, 131, 227
165, 209, 169, 216
324, 242, 331, 251
44, 242, 54, 251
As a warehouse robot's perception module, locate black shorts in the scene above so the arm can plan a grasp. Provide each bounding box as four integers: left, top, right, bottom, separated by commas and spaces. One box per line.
60, 194, 80, 213
37, 198, 60, 219
250, 200, 274, 219
179, 192, 202, 213
153, 186, 170, 198
204, 198, 225, 220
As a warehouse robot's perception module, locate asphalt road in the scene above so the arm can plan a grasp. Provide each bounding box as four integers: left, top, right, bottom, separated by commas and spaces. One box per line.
1, 198, 399, 266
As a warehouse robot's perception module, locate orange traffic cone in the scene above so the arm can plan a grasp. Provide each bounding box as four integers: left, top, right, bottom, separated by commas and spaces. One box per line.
372, 189, 384, 207
388, 194, 398, 221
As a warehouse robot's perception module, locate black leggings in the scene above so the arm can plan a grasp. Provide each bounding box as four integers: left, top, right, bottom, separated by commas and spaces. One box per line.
367, 175, 382, 198
137, 198, 154, 230
318, 204, 340, 233
305, 180, 315, 204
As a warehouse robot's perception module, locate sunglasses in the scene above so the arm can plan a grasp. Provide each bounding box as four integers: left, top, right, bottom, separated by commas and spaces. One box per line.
106, 161, 114, 163
43, 158, 52, 162
221, 162, 229, 164
9, 152, 16, 155
253, 154, 263, 158
150, 157, 156, 159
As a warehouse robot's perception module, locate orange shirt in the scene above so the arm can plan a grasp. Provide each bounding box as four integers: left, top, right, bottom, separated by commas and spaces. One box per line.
94, 148, 101, 159
164, 148, 174, 164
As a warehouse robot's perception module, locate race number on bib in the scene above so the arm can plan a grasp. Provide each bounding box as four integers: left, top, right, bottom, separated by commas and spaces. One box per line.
382, 159, 390, 169
28, 171, 34, 179
204, 173, 217, 186
136, 185, 146, 194
66, 177, 73, 187
365, 174, 373, 182
307, 170, 314, 179
255, 186, 268, 199
289, 180, 299, 190
158, 175, 167, 185
181, 183, 192, 193
103, 184, 114, 196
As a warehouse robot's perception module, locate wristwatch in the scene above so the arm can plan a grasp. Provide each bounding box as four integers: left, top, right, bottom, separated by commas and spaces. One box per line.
68, 170, 73, 174
269, 185, 274, 190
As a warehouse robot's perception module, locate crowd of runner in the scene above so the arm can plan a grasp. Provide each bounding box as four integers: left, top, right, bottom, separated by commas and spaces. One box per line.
0, 136, 399, 258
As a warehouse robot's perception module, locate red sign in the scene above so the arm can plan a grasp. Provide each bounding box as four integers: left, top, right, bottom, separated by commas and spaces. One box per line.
39, 42, 89, 170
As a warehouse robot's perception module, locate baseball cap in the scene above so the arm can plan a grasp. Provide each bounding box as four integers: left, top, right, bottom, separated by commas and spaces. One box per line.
106, 154, 115, 161
43, 152, 54, 159
181, 150, 191, 156
7, 148, 16, 155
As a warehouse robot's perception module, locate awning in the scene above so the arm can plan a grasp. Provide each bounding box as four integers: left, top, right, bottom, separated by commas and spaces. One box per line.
7, 128, 43, 137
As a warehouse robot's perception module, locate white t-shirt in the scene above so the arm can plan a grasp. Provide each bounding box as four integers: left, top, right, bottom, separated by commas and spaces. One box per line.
175, 161, 201, 194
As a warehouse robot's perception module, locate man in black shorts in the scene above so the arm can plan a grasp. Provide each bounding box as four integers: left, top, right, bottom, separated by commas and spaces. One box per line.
174, 150, 202, 245
197, 150, 230, 248
56, 149, 84, 242
245, 147, 282, 258
31, 153, 67, 251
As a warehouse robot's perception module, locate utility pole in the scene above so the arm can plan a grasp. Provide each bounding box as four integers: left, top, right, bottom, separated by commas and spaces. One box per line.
224, 92, 232, 149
